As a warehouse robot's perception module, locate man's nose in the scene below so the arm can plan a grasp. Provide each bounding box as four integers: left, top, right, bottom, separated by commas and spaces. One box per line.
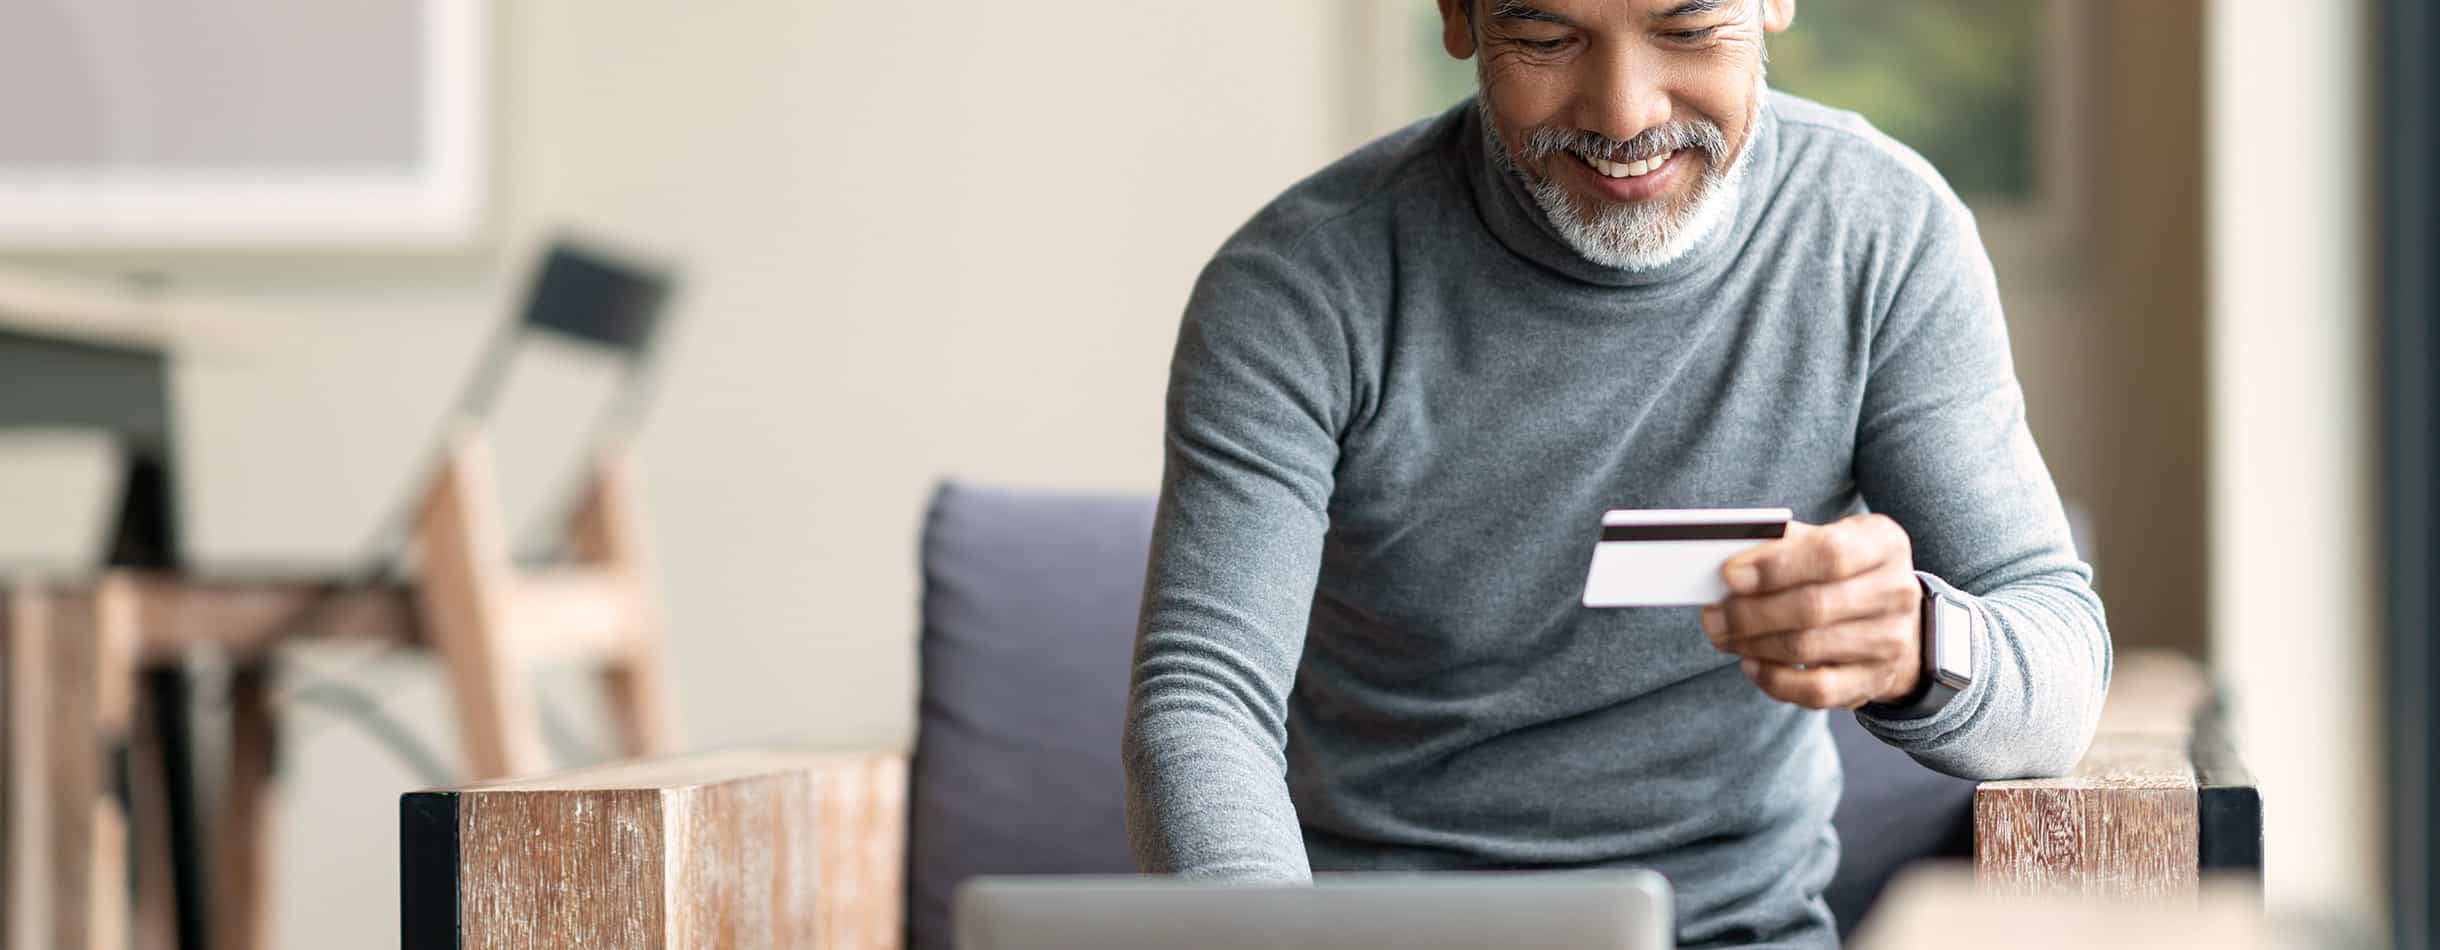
1570, 44, 1672, 146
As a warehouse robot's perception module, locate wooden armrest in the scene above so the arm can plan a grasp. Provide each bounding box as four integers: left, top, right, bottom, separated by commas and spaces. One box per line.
400, 747, 909, 950
1972, 650, 2261, 899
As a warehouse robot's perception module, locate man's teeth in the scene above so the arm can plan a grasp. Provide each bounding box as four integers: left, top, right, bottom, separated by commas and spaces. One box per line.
1585, 150, 1675, 179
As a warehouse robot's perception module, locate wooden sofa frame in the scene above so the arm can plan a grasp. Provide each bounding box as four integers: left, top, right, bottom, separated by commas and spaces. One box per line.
396, 650, 2259, 949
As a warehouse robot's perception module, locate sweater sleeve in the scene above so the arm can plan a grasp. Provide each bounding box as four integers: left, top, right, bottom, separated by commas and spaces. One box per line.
1848, 195, 2114, 780
1120, 239, 1353, 877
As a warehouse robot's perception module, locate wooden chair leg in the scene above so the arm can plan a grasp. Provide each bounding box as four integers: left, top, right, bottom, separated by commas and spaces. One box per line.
50, 575, 137, 950
596, 653, 678, 760
570, 447, 679, 758
208, 666, 276, 950
417, 429, 546, 780
3, 583, 53, 950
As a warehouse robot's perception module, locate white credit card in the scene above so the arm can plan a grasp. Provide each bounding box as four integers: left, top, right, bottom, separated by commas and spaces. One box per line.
1581, 508, 1795, 608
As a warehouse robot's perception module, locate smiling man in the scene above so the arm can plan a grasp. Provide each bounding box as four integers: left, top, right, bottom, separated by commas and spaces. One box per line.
1121, 1, 2112, 946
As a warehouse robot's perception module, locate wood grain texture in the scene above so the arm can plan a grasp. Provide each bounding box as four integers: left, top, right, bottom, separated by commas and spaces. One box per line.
439, 748, 908, 950
459, 787, 665, 949
808, 752, 906, 950
1973, 649, 2211, 898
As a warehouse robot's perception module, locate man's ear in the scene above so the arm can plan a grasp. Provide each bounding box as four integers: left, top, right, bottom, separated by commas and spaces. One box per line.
1439, 0, 1478, 59
1760, 0, 1796, 33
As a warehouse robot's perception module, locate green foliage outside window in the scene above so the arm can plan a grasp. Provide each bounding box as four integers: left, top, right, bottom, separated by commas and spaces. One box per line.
1405, 0, 2041, 198
1764, 0, 2039, 197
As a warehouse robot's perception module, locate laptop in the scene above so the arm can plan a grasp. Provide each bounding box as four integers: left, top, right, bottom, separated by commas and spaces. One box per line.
955, 871, 1674, 950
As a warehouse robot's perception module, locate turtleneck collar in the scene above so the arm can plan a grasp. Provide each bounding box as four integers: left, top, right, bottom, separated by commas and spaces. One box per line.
1461, 96, 1781, 290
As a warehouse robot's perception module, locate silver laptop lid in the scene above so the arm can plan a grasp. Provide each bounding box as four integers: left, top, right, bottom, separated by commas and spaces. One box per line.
956, 871, 1673, 950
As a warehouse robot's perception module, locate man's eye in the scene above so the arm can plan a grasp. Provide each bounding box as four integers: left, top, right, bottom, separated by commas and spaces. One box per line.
1664, 27, 1719, 43
1518, 37, 1572, 53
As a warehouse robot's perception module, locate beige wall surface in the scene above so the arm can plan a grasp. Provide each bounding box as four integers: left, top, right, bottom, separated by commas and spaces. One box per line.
2207, 0, 2383, 932
12, 2, 1344, 944
0, 1, 2251, 944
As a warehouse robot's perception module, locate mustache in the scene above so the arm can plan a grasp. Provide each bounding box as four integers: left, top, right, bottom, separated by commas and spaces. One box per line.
1521, 121, 1729, 166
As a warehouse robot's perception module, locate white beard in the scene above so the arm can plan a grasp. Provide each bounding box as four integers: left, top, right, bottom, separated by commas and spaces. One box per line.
1520, 147, 1750, 272
1480, 74, 1766, 272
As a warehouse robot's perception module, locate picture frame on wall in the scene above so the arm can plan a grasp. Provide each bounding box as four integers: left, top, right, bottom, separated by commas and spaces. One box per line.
0, 0, 487, 249
1338, 0, 2094, 272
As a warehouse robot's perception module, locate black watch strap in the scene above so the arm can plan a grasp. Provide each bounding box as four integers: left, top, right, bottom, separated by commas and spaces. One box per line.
1861, 572, 1965, 720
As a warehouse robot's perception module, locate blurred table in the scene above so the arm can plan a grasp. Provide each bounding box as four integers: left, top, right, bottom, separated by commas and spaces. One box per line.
1, 267, 309, 950
2, 259, 679, 950
3, 438, 674, 950
0, 265, 294, 361
3, 574, 415, 950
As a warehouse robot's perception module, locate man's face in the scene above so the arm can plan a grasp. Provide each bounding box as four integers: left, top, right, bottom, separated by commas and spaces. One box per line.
1439, 0, 1795, 269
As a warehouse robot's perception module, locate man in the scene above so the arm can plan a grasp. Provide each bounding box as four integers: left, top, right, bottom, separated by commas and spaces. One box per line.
1121, 0, 2111, 945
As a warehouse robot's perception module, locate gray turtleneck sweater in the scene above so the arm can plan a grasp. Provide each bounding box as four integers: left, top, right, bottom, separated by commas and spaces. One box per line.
1121, 92, 2112, 948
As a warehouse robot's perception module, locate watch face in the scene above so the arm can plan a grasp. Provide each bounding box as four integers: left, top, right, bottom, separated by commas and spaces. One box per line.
1933, 597, 1974, 686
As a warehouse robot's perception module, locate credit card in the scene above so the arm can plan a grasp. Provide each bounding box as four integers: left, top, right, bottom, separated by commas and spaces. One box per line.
1581, 508, 1795, 608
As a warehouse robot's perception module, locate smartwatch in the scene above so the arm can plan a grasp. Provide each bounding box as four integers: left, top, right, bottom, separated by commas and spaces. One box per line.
1863, 571, 1976, 719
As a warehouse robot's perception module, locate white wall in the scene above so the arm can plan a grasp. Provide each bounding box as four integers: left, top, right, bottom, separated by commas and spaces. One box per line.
2207, 0, 2384, 932
9, 2, 1346, 944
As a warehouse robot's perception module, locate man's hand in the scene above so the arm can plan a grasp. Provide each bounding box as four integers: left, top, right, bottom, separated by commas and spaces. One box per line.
1699, 514, 1924, 710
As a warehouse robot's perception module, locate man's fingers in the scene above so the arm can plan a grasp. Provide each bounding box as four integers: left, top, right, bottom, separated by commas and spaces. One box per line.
1723, 514, 1908, 594
1716, 619, 1904, 667
1738, 658, 1881, 710
1706, 570, 1917, 639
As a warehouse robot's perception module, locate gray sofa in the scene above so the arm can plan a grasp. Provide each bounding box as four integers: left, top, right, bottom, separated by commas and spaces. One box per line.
906, 482, 1975, 950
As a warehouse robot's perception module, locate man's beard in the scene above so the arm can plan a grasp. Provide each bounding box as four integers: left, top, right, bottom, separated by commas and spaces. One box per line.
1479, 91, 1759, 272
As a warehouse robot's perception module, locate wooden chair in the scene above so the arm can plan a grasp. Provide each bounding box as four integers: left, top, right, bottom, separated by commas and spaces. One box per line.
414, 426, 681, 781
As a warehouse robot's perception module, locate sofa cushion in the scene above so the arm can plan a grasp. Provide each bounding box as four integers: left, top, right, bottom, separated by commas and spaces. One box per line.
907, 483, 1155, 950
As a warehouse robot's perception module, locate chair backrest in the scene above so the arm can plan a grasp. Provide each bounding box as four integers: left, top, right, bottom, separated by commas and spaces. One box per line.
519, 243, 668, 354
351, 239, 677, 576
907, 484, 1976, 948
452, 240, 671, 428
